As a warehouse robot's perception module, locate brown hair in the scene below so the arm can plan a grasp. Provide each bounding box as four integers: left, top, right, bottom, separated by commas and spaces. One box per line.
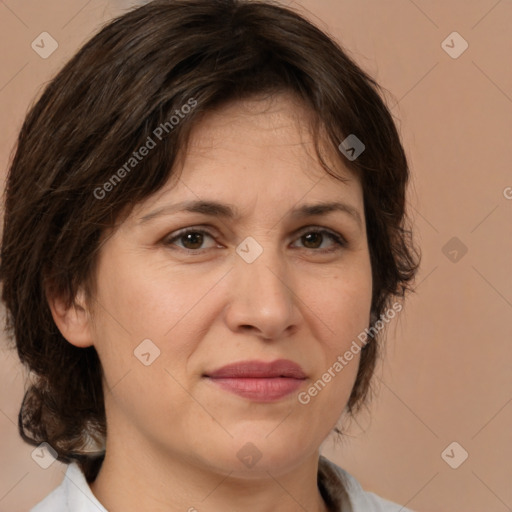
0, 0, 419, 481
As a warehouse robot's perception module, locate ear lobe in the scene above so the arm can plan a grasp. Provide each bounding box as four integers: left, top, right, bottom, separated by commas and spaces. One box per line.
47, 287, 94, 348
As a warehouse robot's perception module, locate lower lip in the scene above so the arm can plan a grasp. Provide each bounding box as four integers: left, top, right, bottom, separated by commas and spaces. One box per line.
206, 377, 304, 402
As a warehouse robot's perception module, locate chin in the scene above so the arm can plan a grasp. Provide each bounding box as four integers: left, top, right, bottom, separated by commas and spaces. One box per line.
214, 429, 316, 477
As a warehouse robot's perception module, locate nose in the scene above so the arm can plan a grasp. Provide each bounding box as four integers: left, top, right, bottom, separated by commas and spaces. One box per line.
223, 243, 300, 341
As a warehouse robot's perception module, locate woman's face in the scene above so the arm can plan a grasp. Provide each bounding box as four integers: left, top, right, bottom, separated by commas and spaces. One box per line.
83, 93, 372, 476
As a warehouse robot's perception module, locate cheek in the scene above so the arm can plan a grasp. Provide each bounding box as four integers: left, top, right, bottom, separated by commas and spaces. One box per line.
311, 263, 373, 346
296, 276, 370, 439
336, 280, 372, 343
89, 257, 198, 422
94, 253, 197, 338
90, 252, 223, 387
304, 261, 372, 414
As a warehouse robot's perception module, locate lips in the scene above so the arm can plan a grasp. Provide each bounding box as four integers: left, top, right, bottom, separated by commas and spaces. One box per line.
204, 359, 306, 402
205, 359, 306, 379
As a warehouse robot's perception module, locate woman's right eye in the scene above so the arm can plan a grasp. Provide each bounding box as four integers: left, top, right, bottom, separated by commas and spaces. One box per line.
163, 228, 218, 252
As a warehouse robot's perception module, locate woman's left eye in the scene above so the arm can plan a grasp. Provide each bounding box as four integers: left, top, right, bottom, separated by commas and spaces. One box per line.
291, 229, 347, 252
163, 227, 347, 254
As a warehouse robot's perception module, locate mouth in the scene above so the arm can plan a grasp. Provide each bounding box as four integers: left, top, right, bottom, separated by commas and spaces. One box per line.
203, 359, 307, 402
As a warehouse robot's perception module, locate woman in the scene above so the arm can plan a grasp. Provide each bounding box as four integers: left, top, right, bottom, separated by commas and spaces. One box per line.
0, 0, 419, 510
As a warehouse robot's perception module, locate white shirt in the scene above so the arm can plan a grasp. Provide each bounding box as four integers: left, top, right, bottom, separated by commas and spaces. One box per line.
30, 456, 414, 512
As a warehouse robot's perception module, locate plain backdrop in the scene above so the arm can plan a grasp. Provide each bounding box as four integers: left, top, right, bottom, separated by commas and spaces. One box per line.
0, 1, 511, 511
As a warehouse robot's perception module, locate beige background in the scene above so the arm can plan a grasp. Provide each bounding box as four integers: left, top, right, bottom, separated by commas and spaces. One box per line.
1, 1, 511, 511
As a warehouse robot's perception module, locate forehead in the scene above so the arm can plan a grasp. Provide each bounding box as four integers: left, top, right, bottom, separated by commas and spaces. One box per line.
134, 93, 362, 217
186, 93, 342, 172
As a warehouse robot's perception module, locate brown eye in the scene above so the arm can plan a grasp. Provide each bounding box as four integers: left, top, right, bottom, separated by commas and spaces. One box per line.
163, 226, 347, 255
301, 232, 323, 249
165, 229, 216, 252
179, 232, 206, 250
292, 228, 347, 253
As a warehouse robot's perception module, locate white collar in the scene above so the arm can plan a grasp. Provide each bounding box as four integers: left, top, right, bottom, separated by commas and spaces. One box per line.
31, 462, 107, 512
32, 457, 413, 512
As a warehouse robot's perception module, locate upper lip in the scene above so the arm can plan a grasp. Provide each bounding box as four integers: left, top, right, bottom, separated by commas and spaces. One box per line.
205, 359, 306, 379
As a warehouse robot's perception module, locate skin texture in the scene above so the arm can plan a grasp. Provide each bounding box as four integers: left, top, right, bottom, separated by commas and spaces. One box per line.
49, 93, 373, 512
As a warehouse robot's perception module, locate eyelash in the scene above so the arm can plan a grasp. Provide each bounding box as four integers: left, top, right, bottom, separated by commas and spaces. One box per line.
163, 226, 348, 255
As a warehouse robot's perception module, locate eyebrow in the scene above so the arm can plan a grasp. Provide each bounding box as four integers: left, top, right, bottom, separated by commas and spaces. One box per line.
138, 199, 363, 228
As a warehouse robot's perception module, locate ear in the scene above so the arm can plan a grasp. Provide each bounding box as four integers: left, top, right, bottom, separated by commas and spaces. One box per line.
47, 286, 94, 348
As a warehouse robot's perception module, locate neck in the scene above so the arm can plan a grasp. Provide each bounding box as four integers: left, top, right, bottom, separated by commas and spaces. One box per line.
90, 435, 330, 512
